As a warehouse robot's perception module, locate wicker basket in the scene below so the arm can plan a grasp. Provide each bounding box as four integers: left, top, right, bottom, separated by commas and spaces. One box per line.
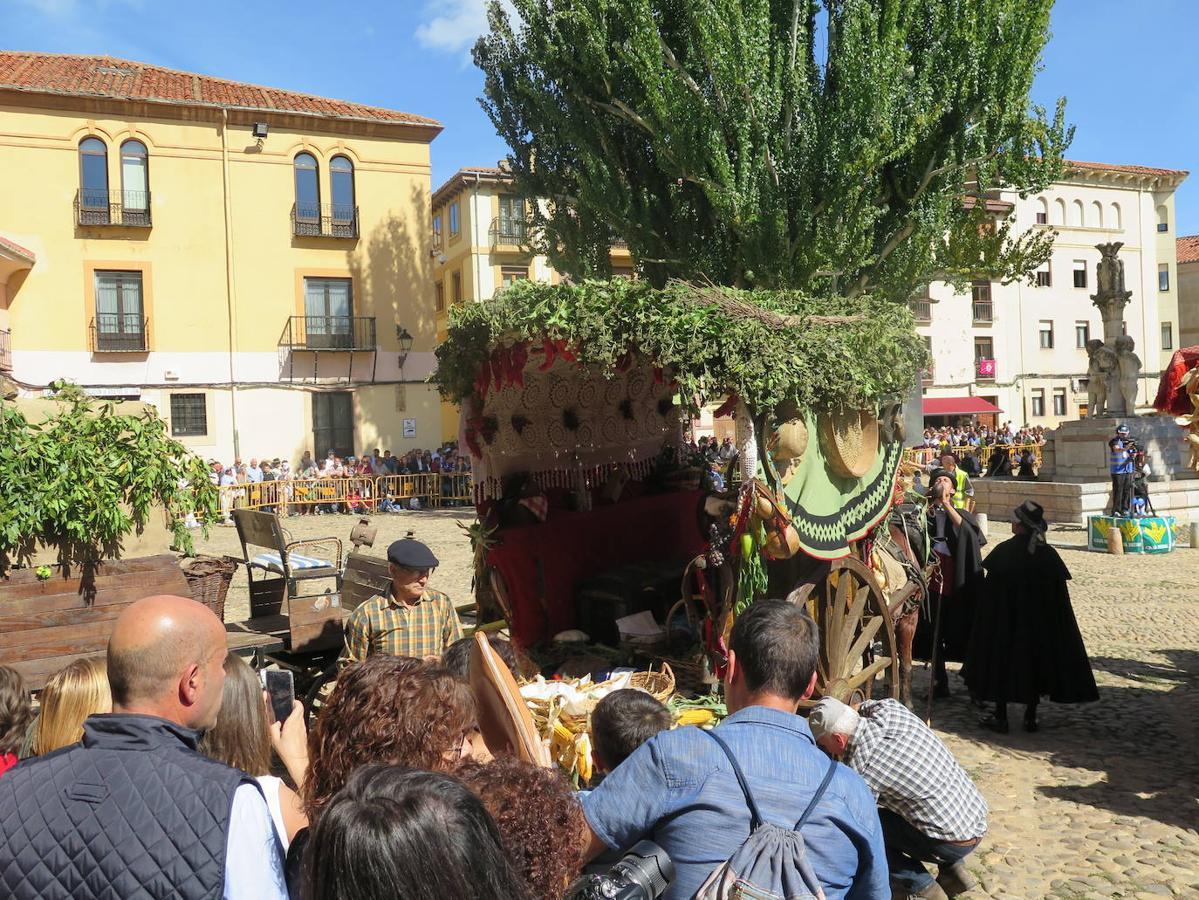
182, 556, 236, 622
818, 409, 879, 478
525, 662, 677, 738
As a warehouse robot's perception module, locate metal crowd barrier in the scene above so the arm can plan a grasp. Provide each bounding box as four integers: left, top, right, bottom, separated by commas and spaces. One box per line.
214, 473, 474, 519
902, 443, 1044, 470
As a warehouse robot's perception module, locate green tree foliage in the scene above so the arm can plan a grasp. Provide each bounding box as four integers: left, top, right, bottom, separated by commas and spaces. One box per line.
475, 0, 1072, 298
0, 383, 218, 572
434, 278, 926, 413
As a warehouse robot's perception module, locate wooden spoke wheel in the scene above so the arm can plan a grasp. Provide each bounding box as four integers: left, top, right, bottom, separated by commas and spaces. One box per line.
790, 557, 899, 706
303, 663, 339, 726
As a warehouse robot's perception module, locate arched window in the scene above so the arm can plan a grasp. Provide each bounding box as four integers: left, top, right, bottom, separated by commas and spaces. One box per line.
79, 137, 109, 219
1090, 200, 1103, 228
1053, 198, 1066, 225
120, 139, 149, 223
330, 155, 356, 236
1070, 199, 1084, 227
1035, 198, 1049, 224
294, 152, 320, 226
1110, 202, 1122, 230
1156, 205, 1169, 233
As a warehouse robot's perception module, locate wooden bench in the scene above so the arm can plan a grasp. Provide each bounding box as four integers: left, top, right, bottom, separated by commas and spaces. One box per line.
232, 509, 345, 653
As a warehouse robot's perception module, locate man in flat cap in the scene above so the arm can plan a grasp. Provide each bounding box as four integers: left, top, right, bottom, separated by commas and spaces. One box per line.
339, 536, 463, 664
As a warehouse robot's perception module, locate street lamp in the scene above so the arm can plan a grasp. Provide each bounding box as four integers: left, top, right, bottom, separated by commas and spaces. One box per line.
396, 325, 414, 369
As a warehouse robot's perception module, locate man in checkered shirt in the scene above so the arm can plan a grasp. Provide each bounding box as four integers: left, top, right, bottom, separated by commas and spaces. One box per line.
810, 697, 987, 900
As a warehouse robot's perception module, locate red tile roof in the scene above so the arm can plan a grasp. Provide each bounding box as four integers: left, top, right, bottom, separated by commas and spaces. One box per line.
1177, 235, 1199, 265
1065, 159, 1188, 178
0, 235, 36, 262
0, 52, 440, 130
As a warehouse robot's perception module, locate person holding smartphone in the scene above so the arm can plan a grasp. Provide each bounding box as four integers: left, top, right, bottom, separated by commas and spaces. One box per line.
340, 537, 464, 664
914, 469, 986, 699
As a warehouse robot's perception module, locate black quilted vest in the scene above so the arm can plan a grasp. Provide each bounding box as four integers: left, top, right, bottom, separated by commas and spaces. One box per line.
0, 713, 251, 900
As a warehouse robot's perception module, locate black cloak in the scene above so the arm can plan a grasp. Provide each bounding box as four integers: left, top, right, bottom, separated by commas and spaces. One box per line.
962, 536, 1099, 704
913, 507, 985, 663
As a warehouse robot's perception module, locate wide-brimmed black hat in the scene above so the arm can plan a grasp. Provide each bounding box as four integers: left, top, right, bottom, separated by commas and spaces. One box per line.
387, 538, 439, 569
1012, 499, 1048, 533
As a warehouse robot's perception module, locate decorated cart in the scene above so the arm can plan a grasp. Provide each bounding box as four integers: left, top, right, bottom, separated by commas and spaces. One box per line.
435, 278, 929, 713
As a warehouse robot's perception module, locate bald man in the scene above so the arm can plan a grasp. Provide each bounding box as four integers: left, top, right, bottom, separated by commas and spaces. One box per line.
0, 595, 288, 900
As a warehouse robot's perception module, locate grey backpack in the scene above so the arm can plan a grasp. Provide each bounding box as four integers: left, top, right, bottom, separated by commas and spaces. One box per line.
695, 730, 838, 900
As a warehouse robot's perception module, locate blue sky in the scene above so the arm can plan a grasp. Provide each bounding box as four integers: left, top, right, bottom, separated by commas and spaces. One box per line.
5, 0, 1198, 233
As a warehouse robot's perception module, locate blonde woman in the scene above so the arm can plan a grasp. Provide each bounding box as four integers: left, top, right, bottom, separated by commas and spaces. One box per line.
199, 655, 307, 849
33, 657, 112, 755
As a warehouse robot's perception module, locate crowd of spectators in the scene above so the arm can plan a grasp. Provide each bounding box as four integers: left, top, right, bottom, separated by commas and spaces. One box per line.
0, 589, 987, 899
915, 421, 1047, 454
201, 442, 472, 521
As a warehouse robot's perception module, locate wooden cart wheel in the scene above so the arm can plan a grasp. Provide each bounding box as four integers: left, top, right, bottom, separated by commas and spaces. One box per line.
303, 663, 339, 726
793, 557, 898, 706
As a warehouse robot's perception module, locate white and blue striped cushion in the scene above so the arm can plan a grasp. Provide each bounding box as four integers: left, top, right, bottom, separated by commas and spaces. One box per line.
250, 551, 333, 575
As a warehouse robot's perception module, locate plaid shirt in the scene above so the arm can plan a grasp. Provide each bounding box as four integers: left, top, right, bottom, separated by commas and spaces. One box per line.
340, 587, 463, 663
845, 699, 988, 842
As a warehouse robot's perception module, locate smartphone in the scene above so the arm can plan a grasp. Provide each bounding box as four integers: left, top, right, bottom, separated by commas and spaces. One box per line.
261, 669, 295, 724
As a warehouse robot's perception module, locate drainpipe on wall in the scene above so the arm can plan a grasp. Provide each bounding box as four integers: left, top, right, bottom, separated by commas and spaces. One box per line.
473, 172, 485, 301
220, 108, 241, 457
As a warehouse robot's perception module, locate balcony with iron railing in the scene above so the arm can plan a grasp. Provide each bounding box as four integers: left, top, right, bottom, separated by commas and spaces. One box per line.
90, 314, 148, 352
910, 299, 932, 323
489, 217, 528, 248
75, 189, 152, 227
432, 229, 444, 254
921, 364, 935, 384
292, 203, 359, 239
976, 358, 996, 381
0, 328, 11, 372
279, 315, 377, 351
971, 282, 993, 323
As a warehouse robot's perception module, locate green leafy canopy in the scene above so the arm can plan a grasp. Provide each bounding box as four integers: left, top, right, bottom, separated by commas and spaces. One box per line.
433, 278, 927, 413
0, 384, 219, 571
475, 0, 1071, 298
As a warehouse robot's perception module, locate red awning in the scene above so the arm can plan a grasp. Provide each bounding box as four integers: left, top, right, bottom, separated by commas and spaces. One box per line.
922, 396, 1003, 416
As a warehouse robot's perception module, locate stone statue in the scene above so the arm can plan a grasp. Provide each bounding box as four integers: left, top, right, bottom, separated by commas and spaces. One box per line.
1085, 338, 1118, 416
1091, 242, 1133, 346
1112, 334, 1141, 416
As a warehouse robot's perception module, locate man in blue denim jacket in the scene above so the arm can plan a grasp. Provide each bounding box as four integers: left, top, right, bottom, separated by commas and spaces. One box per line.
582, 600, 889, 899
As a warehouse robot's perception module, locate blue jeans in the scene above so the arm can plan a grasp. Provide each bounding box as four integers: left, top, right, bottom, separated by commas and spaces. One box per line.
879, 808, 979, 892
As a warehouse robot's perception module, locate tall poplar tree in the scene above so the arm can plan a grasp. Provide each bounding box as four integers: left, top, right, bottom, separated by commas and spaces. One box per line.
475, 0, 1072, 299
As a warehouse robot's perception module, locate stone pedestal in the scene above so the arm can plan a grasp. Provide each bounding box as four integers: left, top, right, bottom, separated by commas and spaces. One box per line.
1043, 416, 1190, 481
970, 415, 1199, 526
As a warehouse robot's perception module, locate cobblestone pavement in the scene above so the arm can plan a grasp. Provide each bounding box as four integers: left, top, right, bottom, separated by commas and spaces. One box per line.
197, 515, 1199, 898
925, 525, 1199, 899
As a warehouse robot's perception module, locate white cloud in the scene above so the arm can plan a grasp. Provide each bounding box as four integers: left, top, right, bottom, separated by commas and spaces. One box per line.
414, 0, 513, 57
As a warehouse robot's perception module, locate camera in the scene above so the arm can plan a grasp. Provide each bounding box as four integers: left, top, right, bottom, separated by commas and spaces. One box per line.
564, 841, 675, 900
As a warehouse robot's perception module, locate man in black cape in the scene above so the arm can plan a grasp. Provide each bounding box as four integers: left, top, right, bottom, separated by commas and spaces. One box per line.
914, 468, 985, 698
963, 500, 1098, 733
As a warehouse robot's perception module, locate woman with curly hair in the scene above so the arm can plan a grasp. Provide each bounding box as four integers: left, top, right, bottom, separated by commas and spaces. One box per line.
0, 666, 33, 776
287, 656, 489, 896
304, 764, 531, 900
454, 756, 586, 900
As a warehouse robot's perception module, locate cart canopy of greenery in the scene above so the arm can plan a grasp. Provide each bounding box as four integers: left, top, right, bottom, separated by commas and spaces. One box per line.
475, 0, 1071, 297
0, 384, 219, 571
434, 278, 925, 413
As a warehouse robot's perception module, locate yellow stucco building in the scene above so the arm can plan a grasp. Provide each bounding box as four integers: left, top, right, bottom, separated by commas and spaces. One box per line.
0, 51, 442, 463
430, 166, 634, 439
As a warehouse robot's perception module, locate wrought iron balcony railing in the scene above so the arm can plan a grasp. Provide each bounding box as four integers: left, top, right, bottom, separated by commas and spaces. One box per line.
976, 358, 997, 380
90, 314, 148, 352
489, 217, 528, 247
921, 366, 935, 384
910, 299, 932, 323
279, 315, 377, 351
75, 189, 152, 227
0, 328, 11, 372
292, 203, 359, 239
972, 301, 994, 323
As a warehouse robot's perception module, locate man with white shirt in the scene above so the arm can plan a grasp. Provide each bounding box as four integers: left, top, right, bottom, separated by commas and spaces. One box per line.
0, 595, 288, 900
